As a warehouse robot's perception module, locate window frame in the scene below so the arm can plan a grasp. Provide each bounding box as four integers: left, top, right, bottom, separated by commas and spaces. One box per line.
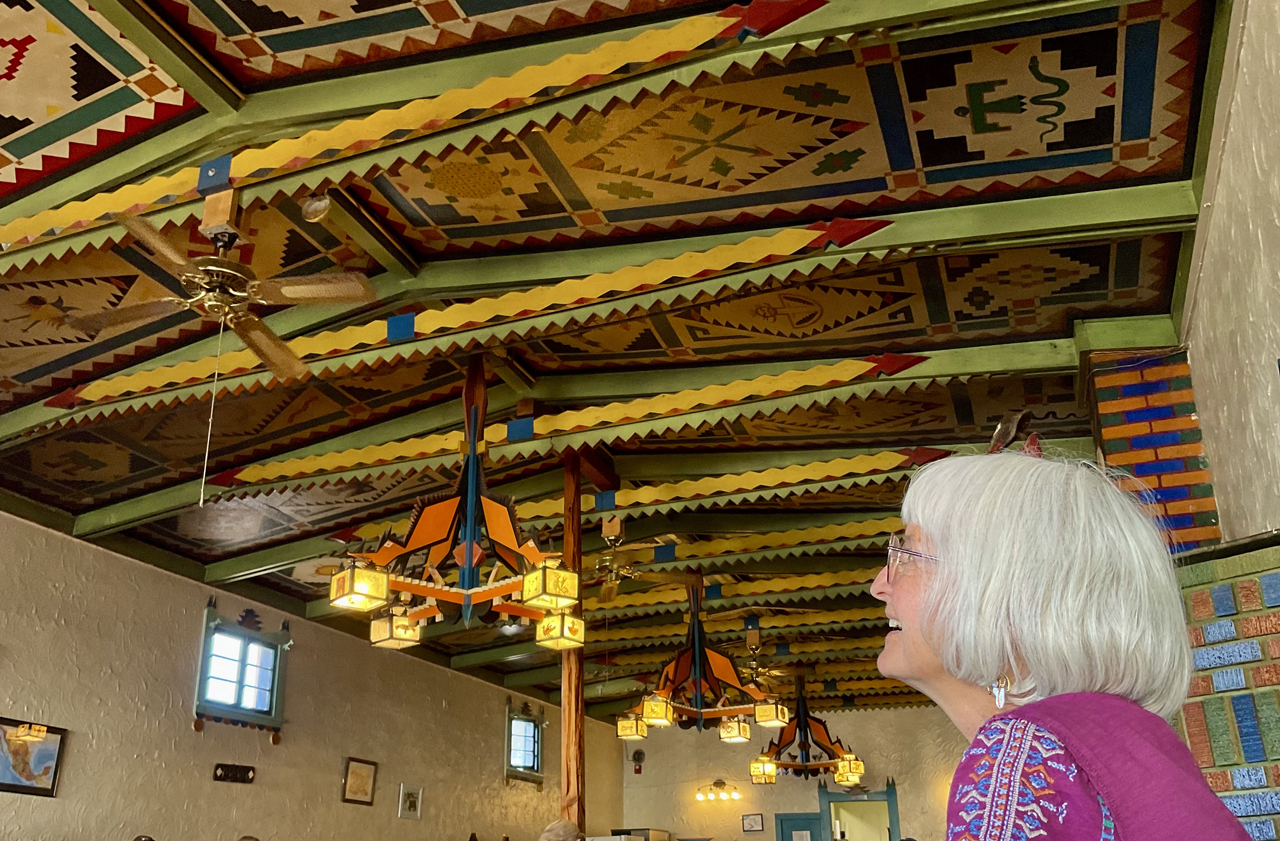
194, 602, 291, 729
504, 696, 545, 786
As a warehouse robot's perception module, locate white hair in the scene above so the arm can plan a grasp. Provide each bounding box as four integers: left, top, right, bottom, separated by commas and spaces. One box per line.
902, 452, 1191, 719
540, 820, 585, 841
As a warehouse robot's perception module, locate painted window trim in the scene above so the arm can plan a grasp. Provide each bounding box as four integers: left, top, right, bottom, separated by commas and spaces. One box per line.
194, 600, 293, 729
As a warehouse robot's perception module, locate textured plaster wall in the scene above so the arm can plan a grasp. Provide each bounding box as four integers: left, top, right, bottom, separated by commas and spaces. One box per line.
0, 511, 623, 841
621, 706, 967, 841
1182, 0, 1280, 539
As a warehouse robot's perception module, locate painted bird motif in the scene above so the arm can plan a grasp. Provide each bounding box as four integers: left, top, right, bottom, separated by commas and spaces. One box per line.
5, 295, 80, 333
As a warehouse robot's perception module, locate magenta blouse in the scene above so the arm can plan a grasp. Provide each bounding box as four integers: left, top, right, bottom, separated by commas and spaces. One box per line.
945, 693, 1250, 841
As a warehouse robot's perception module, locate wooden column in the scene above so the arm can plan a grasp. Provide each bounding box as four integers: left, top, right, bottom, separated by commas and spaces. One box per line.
560, 451, 586, 830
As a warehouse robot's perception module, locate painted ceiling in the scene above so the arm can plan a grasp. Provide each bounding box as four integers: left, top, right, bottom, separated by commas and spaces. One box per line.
0, 0, 1220, 714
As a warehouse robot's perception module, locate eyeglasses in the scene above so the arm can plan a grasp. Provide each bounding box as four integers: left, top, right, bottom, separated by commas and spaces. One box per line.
886, 534, 940, 584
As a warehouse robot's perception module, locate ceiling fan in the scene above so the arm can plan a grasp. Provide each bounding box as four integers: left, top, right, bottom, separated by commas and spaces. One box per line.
67, 213, 377, 380
592, 517, 701, 603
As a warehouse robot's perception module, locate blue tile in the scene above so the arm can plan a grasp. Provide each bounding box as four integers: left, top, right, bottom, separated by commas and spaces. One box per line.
1193, 640, 1263, 670
1234, 767, 1269, 790
1245, 820, 1277, 841
505, 417, 534, 442
1124, 405, 1175, 423
1223, 792, 1280, 817
1204, 620, 1239, 643
1145, 486, 1191, 503
593, 490, 615, 512
1171, 542, 1199, 555
1133, 458, 1186, 477
385, 313, 415, 343
1213, 668, 1246, 692
653, 544, 676, 562
1119, 381, 1170, 398
1158, 514, 1196, 531
1262, 573, 1280, 608
1129, 430, 1181, 449
1234, 694, 1268, 763
1213, 583, 1239, 616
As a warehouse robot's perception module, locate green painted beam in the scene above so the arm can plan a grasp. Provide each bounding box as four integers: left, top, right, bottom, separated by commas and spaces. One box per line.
586, 695, 644, 719
550, 678, 648, 705
90, 0, 243, 115
452, 642, 543, 670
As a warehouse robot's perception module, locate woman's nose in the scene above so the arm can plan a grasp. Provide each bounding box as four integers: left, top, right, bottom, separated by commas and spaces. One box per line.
869, 564, 890, 601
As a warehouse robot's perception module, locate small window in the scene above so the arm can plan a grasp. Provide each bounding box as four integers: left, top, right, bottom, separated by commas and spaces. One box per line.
203, 632, 278, 713
505, 697, 544, 785
195, 603, 291, 732
509, 717, 540, 772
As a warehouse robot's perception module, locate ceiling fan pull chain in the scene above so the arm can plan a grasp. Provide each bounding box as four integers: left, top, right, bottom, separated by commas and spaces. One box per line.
198, 318, 226, 508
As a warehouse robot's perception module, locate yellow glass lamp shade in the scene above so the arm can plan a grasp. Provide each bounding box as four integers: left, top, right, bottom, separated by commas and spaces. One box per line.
370, 615, 423, 649
535, 613, 585, 649
329, 566, 390, 611
718, 717, 751, 744
616, 717, 648, 741
754, 700, 789, 728
641, 693, 674, 727
834, 753, 865, 786
749, 754, 777, 785
522, 562, 579, 612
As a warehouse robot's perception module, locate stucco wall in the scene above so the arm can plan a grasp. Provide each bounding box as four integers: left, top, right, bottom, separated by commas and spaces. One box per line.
0, 510, 622, 841
1182, 0, 1280, 539
621, 706, 968, 841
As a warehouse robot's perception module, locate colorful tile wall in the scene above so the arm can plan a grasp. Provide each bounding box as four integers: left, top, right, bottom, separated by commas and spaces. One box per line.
1180, 543, 1280, 836
1091, 348, 1222, 552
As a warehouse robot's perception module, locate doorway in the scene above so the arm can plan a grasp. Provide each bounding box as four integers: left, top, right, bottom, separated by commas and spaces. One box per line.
776, 811, 823, 841
830, 800, 891, 841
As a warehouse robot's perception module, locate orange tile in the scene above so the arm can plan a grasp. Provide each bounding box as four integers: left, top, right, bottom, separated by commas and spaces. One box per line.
1096, 370, 1144, 388
1125, 474, 1160, 489
1241, 614, 1280, 637
1107, 448, 1156, 466
1152, 416, 1200, 433
1162, 470, 1213, 488
1241, 580, 1263, 612
1157, 443, 1205, 459
1268, 637, 1280, 660
1188, 675, 1213, 696
1142, 363, 1191, 382
1170, 525, 1223, 543
1204, 770, 1233, 792
1190, 590, 1214, 620
1097, 396, 1150, 413
1188, 626, 1206, 647
1101, 421, 1152, 440
1255, 664, 1280, 687
1166, 497, 1218, 515
1147, 388, 1197, 407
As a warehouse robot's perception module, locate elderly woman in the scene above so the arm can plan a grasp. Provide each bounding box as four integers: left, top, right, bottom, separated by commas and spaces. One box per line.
871, 452, 1246, 840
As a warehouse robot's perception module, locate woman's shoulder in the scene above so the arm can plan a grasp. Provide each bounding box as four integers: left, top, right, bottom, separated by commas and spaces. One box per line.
949, 717, 1110, 841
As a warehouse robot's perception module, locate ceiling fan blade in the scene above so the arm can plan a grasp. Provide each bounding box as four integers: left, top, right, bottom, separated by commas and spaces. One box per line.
228, 312, 309, 381
599, 579, 620, 604
114, 213, 195, 272
631, 571, 702, 588
66, 298, 190, 337
252, 272, 376, 305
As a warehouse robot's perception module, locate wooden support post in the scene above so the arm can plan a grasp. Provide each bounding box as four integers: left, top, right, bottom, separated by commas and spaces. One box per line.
561, 451, 587, 830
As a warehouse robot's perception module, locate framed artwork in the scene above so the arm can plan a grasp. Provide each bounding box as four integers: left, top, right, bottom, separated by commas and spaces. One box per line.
0, 718, 67, 797
341, 757, 377, 805
398, 783, 423, 819
742, 814, 765, 833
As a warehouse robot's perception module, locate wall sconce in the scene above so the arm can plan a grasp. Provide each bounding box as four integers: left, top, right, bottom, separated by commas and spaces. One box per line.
329, 565, 389, 611
695, 779, 740, 802
718, 716, 751, 743
834, 753, 865, 786
748, 754, 777, 784
753, 699, 789, 727
615, 717, 648, 741
641, 693, 674, 727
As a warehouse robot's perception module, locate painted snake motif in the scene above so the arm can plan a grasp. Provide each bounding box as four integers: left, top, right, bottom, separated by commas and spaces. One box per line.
1028, 56, 1070, 143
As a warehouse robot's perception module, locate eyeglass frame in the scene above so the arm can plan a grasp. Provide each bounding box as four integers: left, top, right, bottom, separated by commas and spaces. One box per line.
886, 533, 940, 584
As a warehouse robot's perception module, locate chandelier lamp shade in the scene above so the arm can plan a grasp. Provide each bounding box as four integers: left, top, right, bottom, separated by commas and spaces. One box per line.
329, 565, 390, 611
749, 754, 778, 784
641, 693, 675, 727
719, 716, 751, 743
535, 611, 585, 649
753, 699, 790, 728
616, 717, 649, 741
834, 753, 866, 786
369, 614, 424, 648
522, 560, 579, 612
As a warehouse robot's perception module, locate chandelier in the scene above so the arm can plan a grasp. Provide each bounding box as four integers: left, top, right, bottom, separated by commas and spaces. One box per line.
751, 675, 858, 781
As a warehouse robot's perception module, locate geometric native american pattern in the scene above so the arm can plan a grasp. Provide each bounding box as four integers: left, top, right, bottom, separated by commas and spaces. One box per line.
152, 0, 710, 89
354, 0, 1207, 258
0, 0, 200, 207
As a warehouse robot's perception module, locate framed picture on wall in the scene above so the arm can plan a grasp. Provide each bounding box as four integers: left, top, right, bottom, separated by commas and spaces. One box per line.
0, 717, 67, 798
742, 814, 765, 832
341, 757, 377, 805
398, 783, 423, 819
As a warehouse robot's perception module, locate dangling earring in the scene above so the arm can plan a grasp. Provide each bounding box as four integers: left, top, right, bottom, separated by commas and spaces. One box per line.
988, 675, 1010, 709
